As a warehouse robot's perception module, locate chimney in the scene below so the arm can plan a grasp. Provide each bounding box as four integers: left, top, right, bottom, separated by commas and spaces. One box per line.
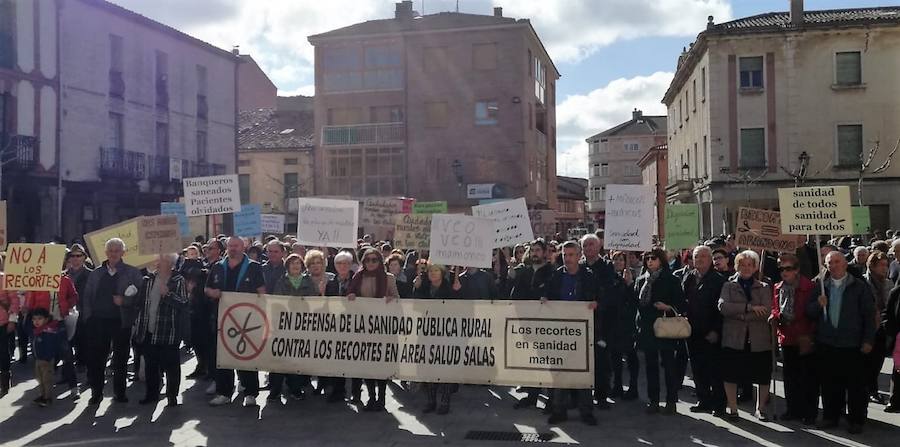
707, 15, 715, 30
632, 109, 643, 121
395, 1, 413, 20
231, 45, 240, 56
493, 7, 503, 17
790, 0, 804, 26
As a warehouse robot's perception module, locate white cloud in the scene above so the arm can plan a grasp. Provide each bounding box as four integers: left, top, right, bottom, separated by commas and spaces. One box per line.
555, 71, 674, 177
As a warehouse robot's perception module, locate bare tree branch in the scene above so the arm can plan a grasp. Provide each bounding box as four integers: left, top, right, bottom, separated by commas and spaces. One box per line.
872, 137, 900, 174
862, 140, 880, 171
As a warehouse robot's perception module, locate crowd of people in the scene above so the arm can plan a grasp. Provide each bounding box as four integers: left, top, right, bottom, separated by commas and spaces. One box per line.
0, 229, 898, 434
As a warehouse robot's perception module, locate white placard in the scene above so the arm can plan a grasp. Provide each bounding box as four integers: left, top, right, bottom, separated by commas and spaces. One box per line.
778, 186, 853, 235
604, 184, 654, 251
429, 214, 493, 268
467, 183, 495, 199
183, 174, 241, 217
472, 197, 534, 248
261, 214, 286, 235
296, 198, 359, 248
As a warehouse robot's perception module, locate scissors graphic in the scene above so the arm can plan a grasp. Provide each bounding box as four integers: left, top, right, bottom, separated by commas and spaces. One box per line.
226, 312, 262, 355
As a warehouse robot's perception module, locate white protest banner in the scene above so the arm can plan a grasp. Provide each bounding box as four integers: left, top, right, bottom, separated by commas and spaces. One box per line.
296, 198, 359, 248
393, 213, 432, 251
472, 197, 534, 248
429, 214, 493, 268
778, 186, 852, 235
183, 174, 241, 217
360, 197, 408, 241
216, 292, 594, 388
604, 184, 654, 251
3, 243, 67, 292
137, 215, 182, 256
261, 214, 286, 235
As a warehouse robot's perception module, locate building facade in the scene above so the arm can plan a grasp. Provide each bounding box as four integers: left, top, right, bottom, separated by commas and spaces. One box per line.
638, 144, 668, 238
663, 1, 900, 235
308, 1, 559, 212
555, 176, 589, 237
238, 54, 277, 110
585, 109, 666, 227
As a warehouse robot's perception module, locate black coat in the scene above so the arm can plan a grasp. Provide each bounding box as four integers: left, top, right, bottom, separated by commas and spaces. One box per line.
682, 268, 726, 341
545, 265, 598, 303
508, 263, 555, 299
635, 268, 686, 350
413, 276, 459, 299
884, 285, 900, 353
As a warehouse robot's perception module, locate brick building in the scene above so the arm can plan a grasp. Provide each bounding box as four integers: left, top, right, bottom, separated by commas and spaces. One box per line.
555, 176, 589, 237
307, 1, 559, 212
238, 54, 277, 110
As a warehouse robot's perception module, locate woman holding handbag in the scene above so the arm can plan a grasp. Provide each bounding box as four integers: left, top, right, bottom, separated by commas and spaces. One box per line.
718, 250, 773, 421
635, 247, 685, 415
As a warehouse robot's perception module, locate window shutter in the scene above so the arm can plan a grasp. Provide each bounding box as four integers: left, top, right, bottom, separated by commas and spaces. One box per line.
835, 52, 861, 85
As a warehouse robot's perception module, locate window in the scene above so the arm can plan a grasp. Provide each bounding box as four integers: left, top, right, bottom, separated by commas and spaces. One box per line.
284, 173, 299, 198
835, 51, 862, 86
527, 49, 532, 78
0, 0, 14, 69
322, 43, 403, 93
678, 99, 683, 124
284, 158, 298, 165
692, 79, 697, 111
326, 107, 362, 125
237, 159, 250, 167
238, 174, 250, 204
155, 122, 169, 156
155, 50, 169, 109
701, 67, 706, 100
600, 163, 609, 177
624, 165, 641, 177
684, 91, 689, 119
739, 56, 763, 88
534, 57, 546, 103
108, 34, 124, 98
693, 143, 698, 178
590, 163, 600, 177
325, 147, 405, 196
424, 101, 448, 127
108, 113, 124, 148
599, 139, 609, 152
472, 43, 497, 70
196, 131, 207, 162
624, 143, 640, 152
589, 142, 599, 155
369, 105, 403, 123
197, 65, 208, 120
475, 100, 498, 126
590, 187, 603, 202
702, 135, 708, 177
837, 124, 863, 167
739, 128, 766, 168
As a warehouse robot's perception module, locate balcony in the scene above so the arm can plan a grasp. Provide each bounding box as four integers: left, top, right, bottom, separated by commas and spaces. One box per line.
1, 134, 37, 171
321, 122, 404, 146
195, 162, 227, 177
148, 155, 172, 182
99, 147, 145, 180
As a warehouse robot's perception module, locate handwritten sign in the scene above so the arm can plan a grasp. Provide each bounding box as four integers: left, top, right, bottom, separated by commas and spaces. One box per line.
84, 218, 158, 268
413, 201, 448, 214
429, 214, 493, 268
529, 209, 557, 239
261, 214, 286, 235
160, 202, 190, 237
296, 198, 359, 248
0, 200, 6, 251
3, 243, 67, 291
183, 174, 241, 217
137, 215, 182, 255
735, 207, 802, 253
393, 214, 432, 251
360, 198, 408, 241
778, 186, 852, 235
472, 197, 534, 248
234, 204, 262, 237
604, 184, 653, 251
664, 204, 698, 250
852, 206, 871, 234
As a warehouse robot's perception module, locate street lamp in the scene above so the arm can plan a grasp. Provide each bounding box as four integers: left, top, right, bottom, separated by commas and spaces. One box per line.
681, 163, 704, 239
451, 159, 463, 187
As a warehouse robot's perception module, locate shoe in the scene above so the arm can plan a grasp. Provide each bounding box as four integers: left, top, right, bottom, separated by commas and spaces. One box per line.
690, 404, 712, 414
423, 402, 436, 413
817, 419, 839, 429
869, 393, 886, 405
885, 404, 900, 413
755, 410, 769, 422
726, 409, 740, 421
167, 398, 180, 407
580, 415, 598, 426
205, 382, 217, 395
713, 409, 727, 418
113, 395, 128, 404
645, 403, 660, 414
609, 387, 624, 398
779, 411, 799, 421
34, 397, 48, 407
662, 403, 677, 415
243, 395, 257, 407
622, 388, 638, 401
70, 387, 80, 401
847, 423, 863, 434
514, 396, 538, 409
436, 405, 449, 415
209, 395, 231, 406
267, 394, 282, 403
547, 414, 568, 424
594, 399, 610, 410
88, 394, 102, 405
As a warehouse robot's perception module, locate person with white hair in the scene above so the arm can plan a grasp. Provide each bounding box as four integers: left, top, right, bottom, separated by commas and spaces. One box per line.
132, 253, 188, 407
80, 237, 145, 405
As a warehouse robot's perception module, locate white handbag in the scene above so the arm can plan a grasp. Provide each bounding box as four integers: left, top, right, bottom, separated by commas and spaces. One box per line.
653, 308, 692, 339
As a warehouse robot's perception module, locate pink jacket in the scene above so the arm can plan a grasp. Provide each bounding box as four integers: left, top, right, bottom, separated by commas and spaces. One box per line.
0, 273, 22, 325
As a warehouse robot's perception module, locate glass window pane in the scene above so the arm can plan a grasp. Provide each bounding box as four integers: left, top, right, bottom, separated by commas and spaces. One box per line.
739, 56, 763, 71
837, 125, 863, 166
836, 52, 861, 85
740, 128, 766, 168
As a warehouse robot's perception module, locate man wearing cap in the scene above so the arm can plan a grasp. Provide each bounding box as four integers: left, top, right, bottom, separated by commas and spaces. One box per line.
66, 244, 93, 369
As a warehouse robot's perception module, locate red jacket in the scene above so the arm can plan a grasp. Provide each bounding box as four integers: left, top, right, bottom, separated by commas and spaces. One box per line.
25, 276, 78, 318
772, 275, 816, 346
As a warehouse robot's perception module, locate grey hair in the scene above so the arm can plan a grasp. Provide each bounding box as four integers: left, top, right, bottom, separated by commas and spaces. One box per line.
334, 251, 353, 264
692, 245, 712, 258
734, 250, 759, 268
853, 246, 869, 257
105, 238, 126, 252
891, 239, 900, 250
580, 233, 600, 246
159, 253, 179, 266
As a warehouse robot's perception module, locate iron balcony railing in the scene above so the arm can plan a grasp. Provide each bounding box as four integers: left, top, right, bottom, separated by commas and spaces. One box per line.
321, 122, 404, 146
147, 154, 171, 181
99, 147, 145, 180
2, 134, 37, 171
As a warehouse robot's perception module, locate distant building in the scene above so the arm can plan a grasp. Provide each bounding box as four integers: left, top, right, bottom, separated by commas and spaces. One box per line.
663, 0, 900, 234
637, 144, 668, 238
556, 176, 589, 237
238, 54, 277, 110
307, 1, 559, 211
585, 109, 666, 227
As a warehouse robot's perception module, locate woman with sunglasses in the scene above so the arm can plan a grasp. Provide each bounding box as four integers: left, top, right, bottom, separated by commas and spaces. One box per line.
609, 251, 639, 400
413, 262, 462, 414
347, 248, 399, 412
718, 250, 773, 421
771, 253, 817, 424
635, 247, 685, 414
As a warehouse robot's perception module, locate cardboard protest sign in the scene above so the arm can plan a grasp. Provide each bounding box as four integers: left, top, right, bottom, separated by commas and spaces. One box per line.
160, 202, 190, 237
261, 214, 285, 235
183, 174, 241, 217
234, 204, 262, 237
217, 292, 594, 388
604, 184, 654, 251
778, 186, 852, 235
664, 204, 699, 250
360, 198, 408, 241
137, 215, 182, 256
0, 200, 6, 251
472, 197, 534, 248
852, 206, 871, 234
429, 214, 493, 268
393, 214, 432, 251
296, 198, 359, 248
84, 218, 158, 268
529, 209, 557, 239
412, 201, 448, 214
735, 207, 803, 253
3, 243, 67, 291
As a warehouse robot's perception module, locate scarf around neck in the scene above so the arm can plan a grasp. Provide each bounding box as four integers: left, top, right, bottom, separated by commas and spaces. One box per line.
639, 270, 662, 306
348, 268, 387, 298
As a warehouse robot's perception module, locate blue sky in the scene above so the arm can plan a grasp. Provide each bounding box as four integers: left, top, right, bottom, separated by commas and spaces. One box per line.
112, 0, 900, 177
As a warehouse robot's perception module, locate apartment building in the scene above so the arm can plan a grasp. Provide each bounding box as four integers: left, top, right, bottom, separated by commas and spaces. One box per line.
638, 144, 668, 238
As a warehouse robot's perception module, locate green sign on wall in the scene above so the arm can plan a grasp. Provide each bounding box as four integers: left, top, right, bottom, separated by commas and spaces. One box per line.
852, 206, 871, 234
412, 201, 448, 214
665, 204, 699, 250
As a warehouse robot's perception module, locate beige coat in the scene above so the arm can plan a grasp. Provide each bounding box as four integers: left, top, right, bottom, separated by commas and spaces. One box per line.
356, 273, 399, 299
718, 278, 773, 352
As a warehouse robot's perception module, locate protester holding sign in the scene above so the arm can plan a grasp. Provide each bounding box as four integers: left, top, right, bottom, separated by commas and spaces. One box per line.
413, 262, 461, 414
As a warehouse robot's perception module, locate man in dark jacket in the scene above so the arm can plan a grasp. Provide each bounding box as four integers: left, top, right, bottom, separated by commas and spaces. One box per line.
543, 241, 598, 426
458, 266, 498, 299
81, 238, 144, 405
682, 245, 727, 416
261, 240, 286, 294
808, 251, 876, 434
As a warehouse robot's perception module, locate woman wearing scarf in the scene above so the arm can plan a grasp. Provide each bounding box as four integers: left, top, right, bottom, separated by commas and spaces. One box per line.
347, 248, 399, 411
386, 253, 412, 298
718, 250, 773, 421
413, 262, 461, 414
635, 247, 685, 415
268, 254, 308, 403
295, 250, 340, 400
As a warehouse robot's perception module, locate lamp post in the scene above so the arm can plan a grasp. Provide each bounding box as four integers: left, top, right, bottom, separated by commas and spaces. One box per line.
681, 163, 705, 240
451, 159, 464, 202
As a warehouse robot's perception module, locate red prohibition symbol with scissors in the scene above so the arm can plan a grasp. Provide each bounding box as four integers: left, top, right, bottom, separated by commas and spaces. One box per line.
219, 302, 270, 361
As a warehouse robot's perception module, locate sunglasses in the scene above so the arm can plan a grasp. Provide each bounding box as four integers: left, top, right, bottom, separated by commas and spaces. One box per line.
644, 255, 658, 261
778, 265, 797, 272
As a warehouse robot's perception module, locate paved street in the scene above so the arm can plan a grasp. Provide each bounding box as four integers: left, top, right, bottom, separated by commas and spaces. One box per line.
0, 353, 897, 446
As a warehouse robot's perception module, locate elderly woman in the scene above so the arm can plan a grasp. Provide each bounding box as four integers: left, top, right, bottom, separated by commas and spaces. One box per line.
414, 262, 462, 414
133, 253, 188, 407
299, 250, 335, 298
635, 247, 685, 415
267, 254, 308, 403
385, 253, 412, 298
718, 250, 773, 421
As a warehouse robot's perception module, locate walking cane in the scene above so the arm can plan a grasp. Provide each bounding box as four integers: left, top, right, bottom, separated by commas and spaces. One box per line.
769, 322, 779, 421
